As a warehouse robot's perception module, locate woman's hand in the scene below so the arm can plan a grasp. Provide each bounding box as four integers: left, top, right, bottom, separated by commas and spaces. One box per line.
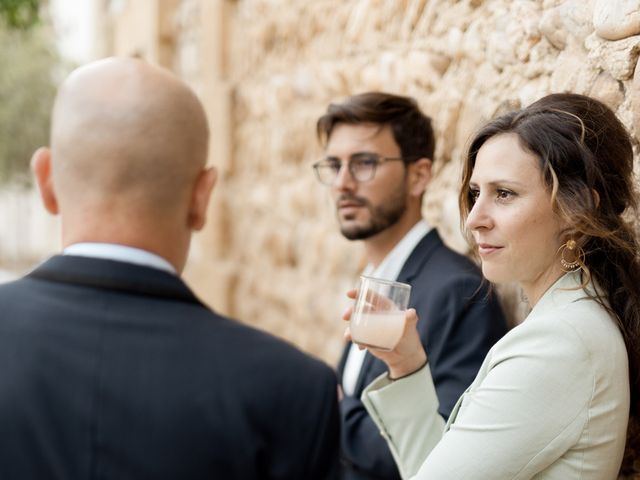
343, 289, 427, 379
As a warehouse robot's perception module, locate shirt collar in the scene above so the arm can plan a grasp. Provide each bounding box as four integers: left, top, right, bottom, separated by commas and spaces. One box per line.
363, 219, 432, 281
63, 242, 177, 275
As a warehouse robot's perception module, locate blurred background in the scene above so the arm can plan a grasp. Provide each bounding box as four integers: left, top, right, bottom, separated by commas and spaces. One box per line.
1, 0, 639, 365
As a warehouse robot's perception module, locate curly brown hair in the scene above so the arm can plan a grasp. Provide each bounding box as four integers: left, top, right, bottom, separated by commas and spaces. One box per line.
459, 93, 640, 474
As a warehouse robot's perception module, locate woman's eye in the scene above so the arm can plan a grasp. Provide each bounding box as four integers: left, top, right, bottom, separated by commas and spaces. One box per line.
496, 189, 514, 200
469, 189, 480, 203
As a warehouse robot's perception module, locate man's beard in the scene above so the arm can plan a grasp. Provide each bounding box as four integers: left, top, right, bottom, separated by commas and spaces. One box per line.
338, 189, 407, 240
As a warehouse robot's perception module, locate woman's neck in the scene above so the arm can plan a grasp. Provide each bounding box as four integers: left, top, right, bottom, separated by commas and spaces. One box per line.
520, 268, 567, 307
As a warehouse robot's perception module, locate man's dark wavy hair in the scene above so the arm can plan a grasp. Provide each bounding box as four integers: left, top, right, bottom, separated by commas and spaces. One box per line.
316, 91, 435, 162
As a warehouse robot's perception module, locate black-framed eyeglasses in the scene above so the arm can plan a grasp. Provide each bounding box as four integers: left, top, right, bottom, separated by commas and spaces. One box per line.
313, 153, 412, 185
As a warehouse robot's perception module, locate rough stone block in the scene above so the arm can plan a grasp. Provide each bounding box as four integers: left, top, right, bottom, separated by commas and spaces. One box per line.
630, 60, 640, 138
594, 0, 640, 41
590, 71, 624, 111
539, 0, 594, 50
550, 44, 600, 92
586, 32, 640, 81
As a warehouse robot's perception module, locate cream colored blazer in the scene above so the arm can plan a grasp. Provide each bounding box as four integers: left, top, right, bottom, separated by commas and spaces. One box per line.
362, 272, 629, 479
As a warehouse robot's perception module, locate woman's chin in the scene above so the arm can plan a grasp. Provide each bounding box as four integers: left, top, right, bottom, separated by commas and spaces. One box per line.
480, 266, 508, 285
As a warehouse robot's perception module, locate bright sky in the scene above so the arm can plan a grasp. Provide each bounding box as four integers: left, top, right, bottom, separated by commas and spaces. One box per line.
49, 0, 97, 64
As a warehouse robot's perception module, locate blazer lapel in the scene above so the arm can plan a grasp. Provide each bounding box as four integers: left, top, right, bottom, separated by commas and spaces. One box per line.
396, 229, 443, 284
336, 342, 351, 385
444, 385, 472, 432
354, 351, 377, 396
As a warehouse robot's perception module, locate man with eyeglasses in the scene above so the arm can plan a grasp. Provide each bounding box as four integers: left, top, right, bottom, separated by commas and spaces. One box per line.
315, 92, 507, 480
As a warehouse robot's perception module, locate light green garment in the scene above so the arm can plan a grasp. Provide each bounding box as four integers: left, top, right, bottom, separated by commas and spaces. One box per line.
362, 271, 629, 479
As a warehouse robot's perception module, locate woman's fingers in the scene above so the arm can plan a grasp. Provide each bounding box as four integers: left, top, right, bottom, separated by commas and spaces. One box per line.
344, 289, 411, 358
343, 325, 352, 342
405, 308, 418, 327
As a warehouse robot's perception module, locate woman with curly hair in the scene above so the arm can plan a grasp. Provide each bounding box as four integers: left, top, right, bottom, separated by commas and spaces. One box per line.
349, 93, 640, 479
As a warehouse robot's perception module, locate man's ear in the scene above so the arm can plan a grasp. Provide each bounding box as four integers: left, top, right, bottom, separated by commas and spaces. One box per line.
31, 147, 59, 215
407, 158, 432, 197
188, 166, 217, 231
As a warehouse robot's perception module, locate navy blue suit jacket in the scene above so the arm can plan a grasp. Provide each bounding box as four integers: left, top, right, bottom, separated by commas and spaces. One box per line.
0, 255, 340, 480
338, 230, 507, 479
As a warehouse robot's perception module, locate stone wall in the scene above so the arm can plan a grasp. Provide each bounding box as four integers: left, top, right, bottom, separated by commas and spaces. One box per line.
199, 0, 640, 364
56, 0, 640, 366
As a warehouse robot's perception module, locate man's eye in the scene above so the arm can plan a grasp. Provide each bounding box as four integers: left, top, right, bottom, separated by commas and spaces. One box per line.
352, 157, 377, 168
327, 161, 341, 172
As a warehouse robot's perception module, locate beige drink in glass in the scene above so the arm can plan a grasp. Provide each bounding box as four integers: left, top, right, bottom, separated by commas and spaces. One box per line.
350, 276, 411, 351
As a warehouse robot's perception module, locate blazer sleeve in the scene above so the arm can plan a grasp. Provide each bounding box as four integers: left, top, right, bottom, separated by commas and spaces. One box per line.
340, 391, 403, 478
414, 272, 506, 418
362, 319, 597, 480
362, 367, 446, 479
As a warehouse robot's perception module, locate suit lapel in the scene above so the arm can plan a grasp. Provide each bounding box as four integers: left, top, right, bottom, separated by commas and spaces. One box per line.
354, 351, 377, 395
396, 229, 443, 284
444, 385, 472, 432
336, 342, 351, 385
27, 255, 204, 306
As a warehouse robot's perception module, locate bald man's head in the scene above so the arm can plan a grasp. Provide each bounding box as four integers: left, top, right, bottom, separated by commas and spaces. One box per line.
31, 57, 216, 271
50, 57, 209, 214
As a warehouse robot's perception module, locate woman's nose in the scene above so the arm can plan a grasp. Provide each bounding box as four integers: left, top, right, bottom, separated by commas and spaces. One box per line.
465, 197, 492, 232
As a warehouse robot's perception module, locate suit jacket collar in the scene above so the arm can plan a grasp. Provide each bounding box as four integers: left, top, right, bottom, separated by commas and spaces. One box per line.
445, 270, 598, 431
528, 270, 598, 320
396, 229, 444, 283
356, 349, 377, 395
27, 255, 204, 306
337, 342, 350, 385
337, 342, 378, 396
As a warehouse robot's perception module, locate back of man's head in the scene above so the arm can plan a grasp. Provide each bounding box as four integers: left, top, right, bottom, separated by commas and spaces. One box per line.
32, 57, 215, 271
316, 91, 435, 161
50, 57, 209, 216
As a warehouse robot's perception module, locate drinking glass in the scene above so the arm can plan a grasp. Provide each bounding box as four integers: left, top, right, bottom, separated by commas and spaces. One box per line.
350, 276, 411, 351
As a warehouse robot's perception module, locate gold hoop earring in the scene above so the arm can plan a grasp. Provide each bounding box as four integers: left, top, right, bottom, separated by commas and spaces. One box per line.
557, 239, 585, 272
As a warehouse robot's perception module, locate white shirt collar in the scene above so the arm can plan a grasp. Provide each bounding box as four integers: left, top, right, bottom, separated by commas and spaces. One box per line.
363, 219, 432, 281
63, 242, 177, 275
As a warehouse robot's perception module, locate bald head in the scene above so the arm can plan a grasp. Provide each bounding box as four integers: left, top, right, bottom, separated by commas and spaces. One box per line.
32, 57, 216, 271
50, 57, 209, 213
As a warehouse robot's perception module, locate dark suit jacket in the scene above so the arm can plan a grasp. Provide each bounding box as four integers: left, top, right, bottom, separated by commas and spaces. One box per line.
0, 255, 340, 480
338, 230, 507, 480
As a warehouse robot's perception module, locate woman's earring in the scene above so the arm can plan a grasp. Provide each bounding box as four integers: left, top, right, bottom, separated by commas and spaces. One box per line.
558, 239, 585, 272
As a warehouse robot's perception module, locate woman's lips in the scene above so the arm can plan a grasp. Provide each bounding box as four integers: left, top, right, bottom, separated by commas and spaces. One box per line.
477, 243, 503, 256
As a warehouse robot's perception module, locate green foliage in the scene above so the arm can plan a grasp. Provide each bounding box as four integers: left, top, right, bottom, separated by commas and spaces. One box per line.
0, 0, 40, 29
0, 21, 58, 185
